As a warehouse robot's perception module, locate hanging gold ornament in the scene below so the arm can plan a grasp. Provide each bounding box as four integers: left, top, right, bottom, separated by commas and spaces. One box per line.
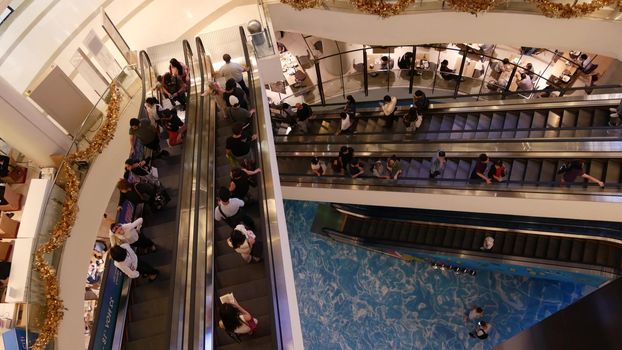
32, 82, 122, 350
528, 0, 620, 19
280, 0, 323, 10
445, 0, 504, 15
351, 0, 417, 17
280, 0, 622, 18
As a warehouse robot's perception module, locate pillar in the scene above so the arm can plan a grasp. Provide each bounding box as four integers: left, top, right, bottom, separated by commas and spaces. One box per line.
0, 77, 71, 167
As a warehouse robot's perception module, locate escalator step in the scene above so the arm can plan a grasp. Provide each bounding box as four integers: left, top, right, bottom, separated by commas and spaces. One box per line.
513, 235, 526, 256
534, 236, 549, 258
404, 224, 418, 243
442, 227, 455, 247
382, 221, 395, 240
366, 220, 378, 238
424, 226, 436, 245
461, 229, 474, 250
546, 238, 560, 260
502, 233, 515, 255
452, 229, 465, 249
432, 226, 448, 247
595, 243, 609, 266
606, 245, 621, 269
490, 233, 503, 254
582, 241, 598, 264
558, 239, 572, 261
391, 222, 404, 241
570, 240, 585, 262
471, 230, 484, 251
524, 236, 537, 257
415, 225, 427, 244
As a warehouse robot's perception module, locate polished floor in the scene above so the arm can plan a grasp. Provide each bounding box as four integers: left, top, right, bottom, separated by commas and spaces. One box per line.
285, 200, 596, 350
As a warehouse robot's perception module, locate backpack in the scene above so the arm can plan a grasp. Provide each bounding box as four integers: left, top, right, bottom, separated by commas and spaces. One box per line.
557, 162, 570, 174
164, 74, 180, 92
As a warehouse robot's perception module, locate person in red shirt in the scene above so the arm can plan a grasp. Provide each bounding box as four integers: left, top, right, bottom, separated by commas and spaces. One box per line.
488, 160, 506, 183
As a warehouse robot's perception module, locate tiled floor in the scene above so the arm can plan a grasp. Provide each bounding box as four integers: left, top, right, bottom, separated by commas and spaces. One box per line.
285, 200, 596, 350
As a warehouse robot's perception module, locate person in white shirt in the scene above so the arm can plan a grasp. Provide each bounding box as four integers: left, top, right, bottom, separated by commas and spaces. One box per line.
110, 243, 159, 280
109, 218, 156, 253
219, 54, 249, 96
337, 112, 353, 135
310, 157, 327, 176
228, 224, 262, 263
215, 186, 253, 229
517, 73, 533, 91
380, 95, 398, 128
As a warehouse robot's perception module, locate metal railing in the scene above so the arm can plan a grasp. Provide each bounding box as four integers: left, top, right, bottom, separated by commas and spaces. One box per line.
267, 42, 622, 106
22, 64, 141, 348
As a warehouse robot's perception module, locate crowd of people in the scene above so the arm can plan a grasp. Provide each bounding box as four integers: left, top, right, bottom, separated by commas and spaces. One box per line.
295, 87, 611, 188
109, 58, 193, 282
309, 147, 604, 187
202, 54, 266, 340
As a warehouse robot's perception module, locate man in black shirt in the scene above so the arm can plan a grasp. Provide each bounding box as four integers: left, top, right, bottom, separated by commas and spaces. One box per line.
338, 146, 354, 176
226, 122, 257, 160
223, 78, 249, 110
295, 103, 312, 133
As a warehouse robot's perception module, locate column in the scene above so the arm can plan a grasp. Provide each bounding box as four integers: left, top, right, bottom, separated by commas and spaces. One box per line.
0, 77, 71, 167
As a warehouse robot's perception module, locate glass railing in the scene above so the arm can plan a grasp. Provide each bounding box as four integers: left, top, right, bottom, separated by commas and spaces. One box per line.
265, 0, 622, 21
23, 65, 141, 348
272, 43, 622, 107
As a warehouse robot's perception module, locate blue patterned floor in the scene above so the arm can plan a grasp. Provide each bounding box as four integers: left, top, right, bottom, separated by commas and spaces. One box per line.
285, 200, 597, 350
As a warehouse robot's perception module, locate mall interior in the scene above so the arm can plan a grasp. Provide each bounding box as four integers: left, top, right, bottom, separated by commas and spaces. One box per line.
0, 1, 621, 349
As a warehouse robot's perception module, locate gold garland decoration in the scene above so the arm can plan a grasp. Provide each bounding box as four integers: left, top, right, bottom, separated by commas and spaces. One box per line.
280, 0, 622, 18
528, 0, 621, 19
351, 0, 417, 17
280, 0, 323, 10
445, 0, 504, 15
32, 82, 122, 349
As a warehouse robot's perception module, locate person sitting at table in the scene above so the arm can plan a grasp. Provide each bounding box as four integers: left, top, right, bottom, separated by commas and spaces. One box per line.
420, 55, 430, 70
397, 52, 413, 69
277, 42, 287, 53
440, 59, 461, 81
517, 73, 534, 91
579, 54, 598, 74
352, 59, 364, 74
377, 56, 394, 70
522, 63, 536, 81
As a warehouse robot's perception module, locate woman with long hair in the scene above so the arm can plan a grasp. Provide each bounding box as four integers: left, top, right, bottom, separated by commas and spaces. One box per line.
218, 302, 258, 336
169, 58, 189, 85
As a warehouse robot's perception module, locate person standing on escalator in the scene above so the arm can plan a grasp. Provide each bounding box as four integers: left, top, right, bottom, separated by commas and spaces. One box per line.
559, 160, 604, 188
338, 146, 354, 176
470, 154, 492, 184
380, 95, 398, 129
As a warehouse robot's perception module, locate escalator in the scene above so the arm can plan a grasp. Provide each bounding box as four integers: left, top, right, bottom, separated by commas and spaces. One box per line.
274, 100, 620, 142
321, 204, 622, 276
277, 154, 622, 193
122, 45, 198, 348
195, 36, 276, 349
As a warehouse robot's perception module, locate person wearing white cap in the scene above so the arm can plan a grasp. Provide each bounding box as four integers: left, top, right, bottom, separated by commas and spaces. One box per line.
225, 95, 254, 139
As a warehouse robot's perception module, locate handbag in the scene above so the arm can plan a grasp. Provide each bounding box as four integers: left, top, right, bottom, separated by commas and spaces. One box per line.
241, 317, 258, 335
161, 98, 174, 110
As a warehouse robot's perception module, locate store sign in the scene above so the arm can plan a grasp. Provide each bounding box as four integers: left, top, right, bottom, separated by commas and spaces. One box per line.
90, 262, 125, 350
2, 328, 38, 350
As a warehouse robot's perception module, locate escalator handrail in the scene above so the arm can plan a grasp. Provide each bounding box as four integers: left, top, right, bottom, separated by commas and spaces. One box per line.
195, 35, 215, 350
168, 39, 202, 350
240, 25, 285, 350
